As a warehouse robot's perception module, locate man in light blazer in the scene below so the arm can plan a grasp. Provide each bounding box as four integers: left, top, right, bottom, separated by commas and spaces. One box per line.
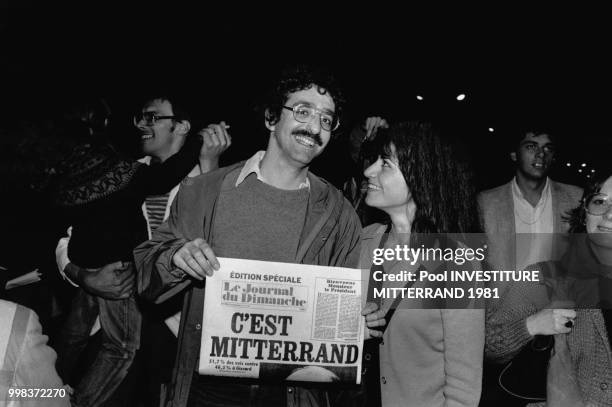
478, 126, 582, 298
479, 126, 582, 406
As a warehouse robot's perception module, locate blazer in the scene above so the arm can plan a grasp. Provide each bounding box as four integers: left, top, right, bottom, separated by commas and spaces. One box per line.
477, 179, 582, 296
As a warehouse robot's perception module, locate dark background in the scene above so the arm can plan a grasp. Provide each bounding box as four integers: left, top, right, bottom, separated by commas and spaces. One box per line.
1, 5, 609, 186
0, 5, 608, 280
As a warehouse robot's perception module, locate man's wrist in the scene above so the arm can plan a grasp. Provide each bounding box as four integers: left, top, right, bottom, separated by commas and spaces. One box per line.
199, 157, 219, 173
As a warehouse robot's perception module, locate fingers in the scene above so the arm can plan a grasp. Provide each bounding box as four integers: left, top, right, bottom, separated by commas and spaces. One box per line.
116, 273, 135, 299
362, 302, 387, 339
364, 117, 376, 139
173, 254, 204, 280
527, 308, 577, 336
364, 116, 388, 140
552, 309, 576, 333
367, 328, 384, 338
555, 309, 577, 319
172, 238, 220, 280
366, 317, 386, 328
104, 261, 125, 273
199, 123, 231, 151
115, 267, 134, 285
361, 302, 377, 316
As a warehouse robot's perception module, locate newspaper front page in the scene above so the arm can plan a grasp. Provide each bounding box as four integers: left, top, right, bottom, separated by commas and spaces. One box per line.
198, 257, 364, 384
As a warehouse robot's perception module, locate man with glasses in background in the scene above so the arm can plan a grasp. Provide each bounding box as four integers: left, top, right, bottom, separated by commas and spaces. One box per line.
54, 95, 231, 406
134, 66, 373, 407
478, 126, 582, 406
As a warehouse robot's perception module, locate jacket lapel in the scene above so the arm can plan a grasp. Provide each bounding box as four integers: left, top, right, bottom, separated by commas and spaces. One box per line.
551, 181, 563, 233
295, 173, 332, 263
588, 309, 612, 363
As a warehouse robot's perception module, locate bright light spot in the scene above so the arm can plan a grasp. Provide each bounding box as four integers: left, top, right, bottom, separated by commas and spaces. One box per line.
416, 95, 424, 101
566, 163, 571, 167
456, 94, 466, 101
578, 169, 583, 173
592, 169, 596, 173
581, 163, 587, 167
488, 127, 494, 132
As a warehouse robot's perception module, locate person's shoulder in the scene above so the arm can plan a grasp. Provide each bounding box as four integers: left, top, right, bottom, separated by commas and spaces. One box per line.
0, 299, 33, 320
479, 181, 511, 200
0, 298, 17, 313
308, 172, 361, 228
307, 171, 344, 203
0, 300, 35, 344
179, 161, 245, 190
362, 222, 386, 238
477, 181, 512, 211
551, 180, 583, 198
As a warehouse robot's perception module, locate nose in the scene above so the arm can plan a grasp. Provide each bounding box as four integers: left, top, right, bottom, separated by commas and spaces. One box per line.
305, 113, 322, 134
134, 115, 147, 129
363, 159, 380, 178
534, 146, 544, 158
604, 205, 612, 219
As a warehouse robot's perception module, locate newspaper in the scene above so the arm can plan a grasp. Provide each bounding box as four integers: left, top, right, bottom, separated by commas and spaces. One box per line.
198, 257, 364, 384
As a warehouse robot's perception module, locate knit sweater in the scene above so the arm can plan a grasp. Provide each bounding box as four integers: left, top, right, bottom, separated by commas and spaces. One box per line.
212, 172, 309, 262
485, 235, 612, 406
57, 136, 202, 268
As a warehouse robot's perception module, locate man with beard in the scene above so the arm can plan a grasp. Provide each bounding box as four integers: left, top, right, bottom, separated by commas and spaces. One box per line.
133, 66, 380, 407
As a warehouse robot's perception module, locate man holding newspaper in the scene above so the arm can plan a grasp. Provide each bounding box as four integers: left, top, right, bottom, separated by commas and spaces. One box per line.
134, 65, 385, 407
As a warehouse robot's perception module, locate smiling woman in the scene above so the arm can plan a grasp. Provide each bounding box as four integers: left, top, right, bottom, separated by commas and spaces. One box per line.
486, 171, 612, 406
360, 121, 485, 407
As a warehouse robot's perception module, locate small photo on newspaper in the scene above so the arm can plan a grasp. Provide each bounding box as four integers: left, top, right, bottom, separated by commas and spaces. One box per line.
198, 257, 364, 385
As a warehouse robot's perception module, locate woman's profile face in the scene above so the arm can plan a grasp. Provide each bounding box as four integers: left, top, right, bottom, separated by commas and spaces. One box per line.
363, 142, 411, 214
586, 176, 612, 247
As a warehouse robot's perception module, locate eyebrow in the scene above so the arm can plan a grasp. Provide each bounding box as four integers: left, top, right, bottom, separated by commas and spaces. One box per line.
291, 100, 335, 115
521, 140, 555, 147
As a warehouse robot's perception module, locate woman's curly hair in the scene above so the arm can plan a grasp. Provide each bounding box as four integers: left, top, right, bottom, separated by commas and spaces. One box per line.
365, 121, 482, 234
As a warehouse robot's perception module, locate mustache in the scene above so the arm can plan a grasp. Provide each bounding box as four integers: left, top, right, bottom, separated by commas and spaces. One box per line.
292, 129, 323, 146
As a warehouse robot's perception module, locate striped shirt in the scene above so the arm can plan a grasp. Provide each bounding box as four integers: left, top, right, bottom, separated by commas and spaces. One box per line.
145, 192, 170, 232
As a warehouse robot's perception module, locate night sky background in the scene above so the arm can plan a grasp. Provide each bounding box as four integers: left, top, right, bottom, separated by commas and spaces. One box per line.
2, 6, 609, 185
0, 5, 609, 281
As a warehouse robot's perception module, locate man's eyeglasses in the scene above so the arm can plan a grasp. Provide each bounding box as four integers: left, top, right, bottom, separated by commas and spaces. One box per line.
133, 112, 176, 126
585, 193, 612, 216
282, 104, 339, 131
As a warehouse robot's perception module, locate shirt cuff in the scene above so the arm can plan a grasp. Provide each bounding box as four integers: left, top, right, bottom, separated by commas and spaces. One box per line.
55, 231, 79, 288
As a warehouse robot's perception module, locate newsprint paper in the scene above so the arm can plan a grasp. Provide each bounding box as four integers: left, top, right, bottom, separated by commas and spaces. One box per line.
198, 257, 364, 384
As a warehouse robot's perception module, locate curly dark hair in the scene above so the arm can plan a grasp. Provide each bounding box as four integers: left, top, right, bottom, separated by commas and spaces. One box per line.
567, 171, 612, 233
263, 65, 345, 132
365, 121, 481, 234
